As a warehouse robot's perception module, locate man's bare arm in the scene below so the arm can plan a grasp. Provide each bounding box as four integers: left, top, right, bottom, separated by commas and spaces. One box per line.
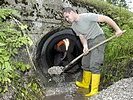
98, 15, 123, 36
79, 34, 89, 55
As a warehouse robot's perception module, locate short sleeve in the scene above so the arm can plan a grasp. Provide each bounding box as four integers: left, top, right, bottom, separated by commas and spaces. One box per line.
71, 25, 80, 36
84, 13, 99, 22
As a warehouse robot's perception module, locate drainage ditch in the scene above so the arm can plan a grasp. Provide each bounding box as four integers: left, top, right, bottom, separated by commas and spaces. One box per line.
34, 28, 86, 99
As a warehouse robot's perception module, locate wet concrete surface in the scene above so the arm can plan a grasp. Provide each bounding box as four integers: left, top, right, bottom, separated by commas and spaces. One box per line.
44, 82, 90, 100
43, 72, 90, 100
45, 93, 89, 100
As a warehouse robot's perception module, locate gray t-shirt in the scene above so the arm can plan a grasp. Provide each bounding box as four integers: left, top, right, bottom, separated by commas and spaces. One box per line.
71, 13, 104, 39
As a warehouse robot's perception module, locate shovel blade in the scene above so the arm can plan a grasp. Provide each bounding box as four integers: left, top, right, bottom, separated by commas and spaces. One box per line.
48, 66, 64, 75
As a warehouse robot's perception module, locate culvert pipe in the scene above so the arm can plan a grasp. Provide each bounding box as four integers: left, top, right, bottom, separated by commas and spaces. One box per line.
35, 28, 83, 74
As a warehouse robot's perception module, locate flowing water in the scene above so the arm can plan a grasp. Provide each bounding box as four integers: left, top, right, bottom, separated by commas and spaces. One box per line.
44, 74, 90, 100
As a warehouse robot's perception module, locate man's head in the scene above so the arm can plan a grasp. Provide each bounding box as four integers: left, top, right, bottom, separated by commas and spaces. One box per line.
62, 7, 78, 23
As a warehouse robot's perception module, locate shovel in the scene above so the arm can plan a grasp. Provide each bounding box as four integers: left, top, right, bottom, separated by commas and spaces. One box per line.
48, 31, 126, 75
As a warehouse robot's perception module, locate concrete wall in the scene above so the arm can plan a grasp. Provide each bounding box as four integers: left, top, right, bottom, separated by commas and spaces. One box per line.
2, 0, 64, 41
0, 0, 95, 67
0, 0, 95, 43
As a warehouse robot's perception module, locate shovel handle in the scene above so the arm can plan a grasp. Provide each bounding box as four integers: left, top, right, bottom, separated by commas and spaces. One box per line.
64, 30, 126, 69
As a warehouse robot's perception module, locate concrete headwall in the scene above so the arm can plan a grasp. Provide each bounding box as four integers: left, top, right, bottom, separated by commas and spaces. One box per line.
0, 0, 96, 68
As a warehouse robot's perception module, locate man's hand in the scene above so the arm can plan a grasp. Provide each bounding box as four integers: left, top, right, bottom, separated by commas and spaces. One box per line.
83, 47, 89, 55
115, 30, 124, 37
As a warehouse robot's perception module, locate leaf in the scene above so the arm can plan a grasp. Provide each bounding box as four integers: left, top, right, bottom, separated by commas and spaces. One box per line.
3, 56, 9, 61
0, 87, 2, 92
12, 48, 18, 54
0, 48, 4, 53
0, 57, 4, 63
3, 85, 8, 93
32, 83, 38, 90
0, 15, 6, 19
25, 64, 31, 70
28, 83, 32, 87
0, 32, 5, 36
0, 42, 6, 46
20, 64, 26, 72
4, 77, 11, 83
4, 62, 12, 71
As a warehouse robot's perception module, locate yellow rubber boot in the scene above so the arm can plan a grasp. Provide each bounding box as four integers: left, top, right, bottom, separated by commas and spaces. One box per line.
85, 74, 100, 96
75, 70, 91, 89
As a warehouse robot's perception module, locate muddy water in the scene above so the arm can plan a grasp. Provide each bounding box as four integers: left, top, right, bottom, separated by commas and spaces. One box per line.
45, 93, 89, 100
44, 74, 90, 100
45, 88, 90, 100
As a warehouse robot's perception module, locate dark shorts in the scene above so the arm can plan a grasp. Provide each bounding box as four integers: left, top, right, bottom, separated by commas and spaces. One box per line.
82, 34, 106, 74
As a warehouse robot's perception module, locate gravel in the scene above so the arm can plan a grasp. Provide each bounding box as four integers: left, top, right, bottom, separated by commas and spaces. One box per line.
90, 77, 133, 100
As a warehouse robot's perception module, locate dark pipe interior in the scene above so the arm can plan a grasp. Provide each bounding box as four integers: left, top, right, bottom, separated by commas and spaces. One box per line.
35, 28, 83, 75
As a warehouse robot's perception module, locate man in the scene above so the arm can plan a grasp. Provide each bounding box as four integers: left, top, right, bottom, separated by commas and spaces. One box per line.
62, 7, 123, 97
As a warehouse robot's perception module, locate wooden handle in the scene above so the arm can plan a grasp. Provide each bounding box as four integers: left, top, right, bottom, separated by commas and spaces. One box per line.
64, 30, 126, 70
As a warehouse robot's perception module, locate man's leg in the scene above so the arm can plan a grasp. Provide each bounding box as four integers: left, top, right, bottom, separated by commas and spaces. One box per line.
85, 35, 106, 96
